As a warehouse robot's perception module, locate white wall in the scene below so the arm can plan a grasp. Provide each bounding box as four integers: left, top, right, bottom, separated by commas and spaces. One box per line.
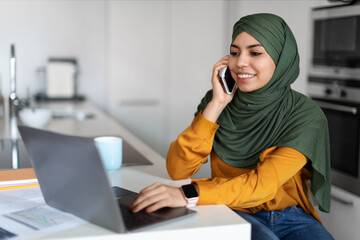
0, 0, 107, 108
107, 1, 228, 159
107, 0, 170, 156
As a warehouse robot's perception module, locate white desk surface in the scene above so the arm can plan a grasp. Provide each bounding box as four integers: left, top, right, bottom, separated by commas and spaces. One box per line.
1, 101, 250, 239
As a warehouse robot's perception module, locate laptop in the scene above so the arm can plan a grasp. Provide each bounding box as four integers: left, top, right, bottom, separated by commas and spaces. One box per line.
17, 125, 195, 233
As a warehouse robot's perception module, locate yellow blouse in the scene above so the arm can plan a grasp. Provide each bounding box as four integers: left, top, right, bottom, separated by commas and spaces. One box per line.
166, 112, 321, 222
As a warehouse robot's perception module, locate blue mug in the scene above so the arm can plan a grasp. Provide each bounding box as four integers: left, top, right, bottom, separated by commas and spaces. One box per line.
94, 136, 123, 171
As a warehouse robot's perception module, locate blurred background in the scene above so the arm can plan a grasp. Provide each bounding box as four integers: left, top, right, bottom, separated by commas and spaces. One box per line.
0, 0, 335, 157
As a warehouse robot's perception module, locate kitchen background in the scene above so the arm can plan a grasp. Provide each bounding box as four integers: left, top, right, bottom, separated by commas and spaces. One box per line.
1, 1, 358, 239
0, 0, 335, 157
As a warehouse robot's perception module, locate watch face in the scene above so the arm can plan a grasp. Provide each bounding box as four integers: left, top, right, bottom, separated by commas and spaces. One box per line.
182, 184, 199, 198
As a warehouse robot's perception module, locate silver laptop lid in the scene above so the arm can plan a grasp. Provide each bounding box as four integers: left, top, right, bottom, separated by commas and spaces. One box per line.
18, 125, 126, 233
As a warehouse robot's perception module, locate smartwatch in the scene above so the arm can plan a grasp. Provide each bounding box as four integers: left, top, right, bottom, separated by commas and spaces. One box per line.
181, 184, 199, 208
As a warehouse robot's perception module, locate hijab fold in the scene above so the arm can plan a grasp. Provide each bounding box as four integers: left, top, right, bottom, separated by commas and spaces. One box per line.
195, 13, 331, 213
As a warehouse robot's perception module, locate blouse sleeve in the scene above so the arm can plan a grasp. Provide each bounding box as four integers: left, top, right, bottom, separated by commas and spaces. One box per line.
192, 147, 307, 208
166, 112, 219, 180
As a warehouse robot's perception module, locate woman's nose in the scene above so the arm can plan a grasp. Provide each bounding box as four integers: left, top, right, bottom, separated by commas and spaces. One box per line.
235, 53, 250, 67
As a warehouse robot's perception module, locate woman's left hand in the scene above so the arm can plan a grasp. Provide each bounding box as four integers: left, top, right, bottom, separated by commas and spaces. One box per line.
130, 182, 187, 213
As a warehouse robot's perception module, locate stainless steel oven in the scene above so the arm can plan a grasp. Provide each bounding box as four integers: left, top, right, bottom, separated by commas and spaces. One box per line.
308, 77, 360, 196
311, 3, 360, 70
308, 2, 360, 197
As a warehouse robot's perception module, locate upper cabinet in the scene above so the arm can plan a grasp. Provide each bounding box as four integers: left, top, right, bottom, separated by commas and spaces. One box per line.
106, 1, 169, 156
106, 1, 228, 157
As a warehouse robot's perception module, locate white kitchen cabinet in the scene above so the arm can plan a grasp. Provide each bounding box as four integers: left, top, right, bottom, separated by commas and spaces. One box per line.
318, 185, 360, 240
106, 1, 227, 158
106, 1, 169, 156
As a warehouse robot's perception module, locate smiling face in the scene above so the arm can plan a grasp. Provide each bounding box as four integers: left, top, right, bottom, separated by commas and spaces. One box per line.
229, 32, 276, 93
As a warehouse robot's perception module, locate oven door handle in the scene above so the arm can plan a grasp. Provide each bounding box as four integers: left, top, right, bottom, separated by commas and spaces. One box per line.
315, 101, 358, 115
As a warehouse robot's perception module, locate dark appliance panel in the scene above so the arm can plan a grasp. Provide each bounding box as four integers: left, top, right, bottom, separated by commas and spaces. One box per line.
313, 15, 360, 68
309, 77, 360, 196
311, 4, 360, 69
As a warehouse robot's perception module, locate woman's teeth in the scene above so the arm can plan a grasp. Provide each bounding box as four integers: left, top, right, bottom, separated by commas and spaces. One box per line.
238, 74, 255, 78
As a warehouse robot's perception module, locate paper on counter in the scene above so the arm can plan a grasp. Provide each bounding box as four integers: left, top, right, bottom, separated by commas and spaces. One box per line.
0, 188, 86, 239
0, 187, 44, 214
0, 205, 86, 240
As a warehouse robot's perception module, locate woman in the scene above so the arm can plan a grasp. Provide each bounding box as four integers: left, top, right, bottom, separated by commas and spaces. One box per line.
130, 13, 334, 240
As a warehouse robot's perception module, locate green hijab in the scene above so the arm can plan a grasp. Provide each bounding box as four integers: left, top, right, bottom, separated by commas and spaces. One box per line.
195, 13, 331, 213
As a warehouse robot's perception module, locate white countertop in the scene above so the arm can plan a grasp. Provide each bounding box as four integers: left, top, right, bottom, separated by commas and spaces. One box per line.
0, 101, 250, 239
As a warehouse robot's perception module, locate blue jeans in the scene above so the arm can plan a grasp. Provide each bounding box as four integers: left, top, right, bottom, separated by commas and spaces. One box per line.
235, 206, 334, 240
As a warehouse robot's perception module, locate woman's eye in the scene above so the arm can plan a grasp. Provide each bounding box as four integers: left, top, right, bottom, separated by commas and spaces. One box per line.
230, 51, 239, 56
251, 51, 262, 56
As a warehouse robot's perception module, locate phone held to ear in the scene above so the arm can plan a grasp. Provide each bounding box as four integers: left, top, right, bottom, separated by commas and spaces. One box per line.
219, 67, 236, 94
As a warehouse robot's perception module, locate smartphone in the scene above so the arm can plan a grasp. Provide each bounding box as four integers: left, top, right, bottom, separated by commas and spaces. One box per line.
219, 67, 236, 94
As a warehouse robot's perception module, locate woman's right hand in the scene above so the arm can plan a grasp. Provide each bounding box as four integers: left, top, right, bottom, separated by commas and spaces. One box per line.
211, 55, 236, 105
202, 56, 237, 123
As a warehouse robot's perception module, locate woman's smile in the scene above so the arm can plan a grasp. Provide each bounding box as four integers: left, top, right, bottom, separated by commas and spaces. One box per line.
229, 32, 276, 92
236, 72, 256, 83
